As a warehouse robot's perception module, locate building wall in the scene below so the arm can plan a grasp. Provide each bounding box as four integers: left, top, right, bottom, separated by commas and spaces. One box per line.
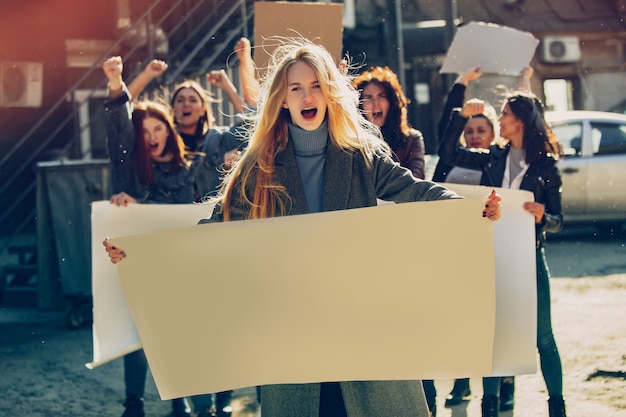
545, 31, 626, 111
0, 1, 117, 237
393, 0, 626, 149
0, 1, 116, 156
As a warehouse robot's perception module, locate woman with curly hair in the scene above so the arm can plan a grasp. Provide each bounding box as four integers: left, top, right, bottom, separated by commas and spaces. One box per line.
353, 66, 426, 179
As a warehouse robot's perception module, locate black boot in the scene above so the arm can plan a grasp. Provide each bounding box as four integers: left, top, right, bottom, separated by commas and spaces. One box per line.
422, 379, 437, 416
121, 394, 144, 417
499, 377, 515, 411
548, 395, 567, 417
481, 394, 499, 417
444, 378, 471, 407
172, 397, 193, 417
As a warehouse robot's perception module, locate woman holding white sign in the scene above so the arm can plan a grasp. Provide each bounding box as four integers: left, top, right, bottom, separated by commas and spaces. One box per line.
439, 93, 566, 417
103, 56, 197, 417
432, 66, 535, 414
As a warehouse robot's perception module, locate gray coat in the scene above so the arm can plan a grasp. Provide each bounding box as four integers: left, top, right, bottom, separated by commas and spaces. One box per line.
205, 139, 459, 417
208, 139, 458, 221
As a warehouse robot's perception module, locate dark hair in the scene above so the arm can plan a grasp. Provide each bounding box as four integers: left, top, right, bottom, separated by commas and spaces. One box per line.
506, 92, 561, 164
170, 80, 215, 136
353, 66, 411, 148
131, 101, 188, 185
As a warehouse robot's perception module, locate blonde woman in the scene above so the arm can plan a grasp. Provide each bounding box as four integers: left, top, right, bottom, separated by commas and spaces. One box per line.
205, 39, 501, 417
106, 39, 502, 417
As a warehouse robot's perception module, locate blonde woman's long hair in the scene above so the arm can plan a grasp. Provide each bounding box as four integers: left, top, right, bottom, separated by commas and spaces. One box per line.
217, 38, 385, 220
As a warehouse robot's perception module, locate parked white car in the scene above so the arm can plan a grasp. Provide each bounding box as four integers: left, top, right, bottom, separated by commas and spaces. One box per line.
546, 110, 626, 230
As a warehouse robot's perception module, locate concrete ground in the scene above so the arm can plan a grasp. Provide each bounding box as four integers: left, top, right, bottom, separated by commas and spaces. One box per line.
1, 273, 625, 417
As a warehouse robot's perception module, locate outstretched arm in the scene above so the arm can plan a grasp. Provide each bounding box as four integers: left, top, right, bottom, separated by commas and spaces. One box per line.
438, 66, 482, 140
455, 65, 482, 87
103, 56, 126, 99
127, 59, 168, 102
207, 69, 245, 114
517, 66, 533, 93
234, 37, 260, 107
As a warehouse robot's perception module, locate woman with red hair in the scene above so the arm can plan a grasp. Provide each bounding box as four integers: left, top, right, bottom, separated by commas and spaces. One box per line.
103, 55, 194, 417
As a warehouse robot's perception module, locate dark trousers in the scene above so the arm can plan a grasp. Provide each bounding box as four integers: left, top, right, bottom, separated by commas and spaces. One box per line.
123, 348, 198, 411
319, 382, 348, 417
124, 349, 148, 397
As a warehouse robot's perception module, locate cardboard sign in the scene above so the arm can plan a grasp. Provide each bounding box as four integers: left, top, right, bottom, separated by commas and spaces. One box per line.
253, 1, 344, 75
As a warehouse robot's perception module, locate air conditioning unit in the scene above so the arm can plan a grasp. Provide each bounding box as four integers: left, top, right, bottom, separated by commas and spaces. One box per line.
540, 36, 581, 64
0, 62, 43, 108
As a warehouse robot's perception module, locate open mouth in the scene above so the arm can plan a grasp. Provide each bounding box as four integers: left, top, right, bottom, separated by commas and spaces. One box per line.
182, 111, 192, 117
370, 111, 384, 122
301, 107, 317, 120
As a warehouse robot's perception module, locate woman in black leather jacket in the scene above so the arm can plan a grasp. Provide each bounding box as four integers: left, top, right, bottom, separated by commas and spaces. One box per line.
439, 93, 567, 417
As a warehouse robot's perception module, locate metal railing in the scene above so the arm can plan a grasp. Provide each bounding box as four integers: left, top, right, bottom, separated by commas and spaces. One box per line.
0, 0, 254, 255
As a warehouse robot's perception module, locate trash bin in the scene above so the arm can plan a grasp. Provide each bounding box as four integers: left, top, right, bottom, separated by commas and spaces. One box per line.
37, 159, 111, 328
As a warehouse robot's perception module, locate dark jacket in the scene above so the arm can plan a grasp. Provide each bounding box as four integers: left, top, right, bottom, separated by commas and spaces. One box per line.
439, 110, 564, 246
206, 138, 458, 223
104, 90, 194, 204
104, 90, 246, 203
433, 83, 467, 182
191, 126, 246, 200
387, 128, 426, 179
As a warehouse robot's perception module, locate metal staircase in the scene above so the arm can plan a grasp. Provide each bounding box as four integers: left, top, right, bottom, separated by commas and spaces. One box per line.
0, 0, 256, 308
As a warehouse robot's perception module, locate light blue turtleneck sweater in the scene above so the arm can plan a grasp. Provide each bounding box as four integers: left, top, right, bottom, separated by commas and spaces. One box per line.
288, 119, 329, 213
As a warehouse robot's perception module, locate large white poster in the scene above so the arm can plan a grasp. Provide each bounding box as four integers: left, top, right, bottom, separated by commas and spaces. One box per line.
442, 185, 537, 376
440, 22, 539, 75
105, 193, 536, 400
87, 201, 214, 369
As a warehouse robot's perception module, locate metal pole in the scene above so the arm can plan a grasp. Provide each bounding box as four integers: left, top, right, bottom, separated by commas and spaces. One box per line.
443, 0, 458, 91
394, 0, 406, 89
